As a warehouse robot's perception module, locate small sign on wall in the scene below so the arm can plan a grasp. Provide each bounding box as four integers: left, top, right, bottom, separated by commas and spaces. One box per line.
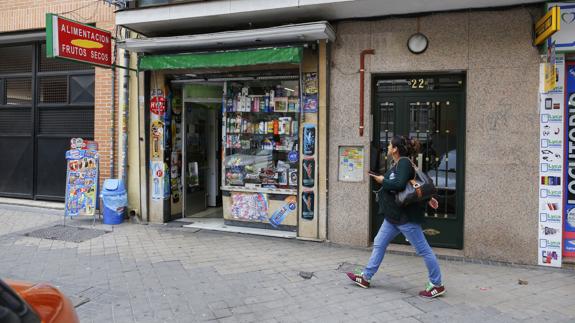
338, 146, 364, 182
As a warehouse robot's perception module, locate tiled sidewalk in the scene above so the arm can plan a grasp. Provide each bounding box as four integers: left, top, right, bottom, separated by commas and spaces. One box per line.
0, 204, 574, 323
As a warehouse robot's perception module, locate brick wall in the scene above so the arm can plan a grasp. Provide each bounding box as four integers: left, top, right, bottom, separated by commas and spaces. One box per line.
1, 0, 118, 190
94, 20, 120, 188
0, 1, 115, 32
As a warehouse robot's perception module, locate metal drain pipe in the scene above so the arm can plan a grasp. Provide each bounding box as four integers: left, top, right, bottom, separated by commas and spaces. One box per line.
120, 28, 130, 182
110, 30, 118, 178
359, 49, 374, 137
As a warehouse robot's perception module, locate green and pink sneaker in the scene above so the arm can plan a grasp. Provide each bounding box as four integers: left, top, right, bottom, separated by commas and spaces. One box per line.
419, 282, 445, 298
346, 271, 370, 288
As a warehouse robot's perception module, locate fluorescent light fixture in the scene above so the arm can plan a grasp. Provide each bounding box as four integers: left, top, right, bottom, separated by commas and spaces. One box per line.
119, 21, 336, 53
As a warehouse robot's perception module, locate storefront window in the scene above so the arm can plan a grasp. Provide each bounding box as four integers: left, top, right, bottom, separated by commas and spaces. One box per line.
223, 79, 300, 191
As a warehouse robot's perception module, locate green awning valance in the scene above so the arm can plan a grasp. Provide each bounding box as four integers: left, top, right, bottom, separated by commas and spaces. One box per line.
139, 47, 302, 71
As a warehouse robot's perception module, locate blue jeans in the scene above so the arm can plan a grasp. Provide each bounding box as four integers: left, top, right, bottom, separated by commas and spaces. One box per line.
363, 220, 442, 286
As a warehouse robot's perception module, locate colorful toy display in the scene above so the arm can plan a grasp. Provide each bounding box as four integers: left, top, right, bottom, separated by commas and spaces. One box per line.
64, 138, 99, 217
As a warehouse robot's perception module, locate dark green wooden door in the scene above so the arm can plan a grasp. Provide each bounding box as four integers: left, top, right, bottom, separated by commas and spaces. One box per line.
371, 74, 465, 249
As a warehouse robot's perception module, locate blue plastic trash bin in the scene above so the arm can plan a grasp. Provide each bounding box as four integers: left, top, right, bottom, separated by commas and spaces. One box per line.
101, 179, 128, 225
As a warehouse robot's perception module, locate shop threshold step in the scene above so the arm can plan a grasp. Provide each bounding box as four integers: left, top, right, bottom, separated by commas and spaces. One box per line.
180, 218, 297, 239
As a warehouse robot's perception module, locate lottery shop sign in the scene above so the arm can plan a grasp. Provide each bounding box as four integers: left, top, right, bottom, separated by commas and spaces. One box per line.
46, 14, 112, 68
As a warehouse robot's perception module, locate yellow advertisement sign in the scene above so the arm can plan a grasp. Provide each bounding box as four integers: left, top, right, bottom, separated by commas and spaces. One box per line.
534, 6, 560, 46
544, 62, 557, 93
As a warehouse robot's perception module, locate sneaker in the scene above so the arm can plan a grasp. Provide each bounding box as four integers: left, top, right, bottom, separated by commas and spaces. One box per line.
419, 282, 445, 298
346, 272, 370, 288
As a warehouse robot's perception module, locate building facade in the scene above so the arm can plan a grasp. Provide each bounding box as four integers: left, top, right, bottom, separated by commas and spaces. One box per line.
0, 0, 118, 201
328, 8, 540, 264
116, 0, 550, 265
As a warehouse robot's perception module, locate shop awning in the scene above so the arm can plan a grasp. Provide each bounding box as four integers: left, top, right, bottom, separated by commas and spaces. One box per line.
138, 46, 303, 71
119, 21, 335, 53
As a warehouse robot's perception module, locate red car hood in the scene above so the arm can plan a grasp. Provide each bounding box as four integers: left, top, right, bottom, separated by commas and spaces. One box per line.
6, 280, 79, 323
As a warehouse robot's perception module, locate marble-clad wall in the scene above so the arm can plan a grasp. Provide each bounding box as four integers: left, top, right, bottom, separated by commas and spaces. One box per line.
328, 6, 541, 264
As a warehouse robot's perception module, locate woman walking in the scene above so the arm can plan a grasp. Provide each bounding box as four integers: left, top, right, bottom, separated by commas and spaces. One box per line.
346, 135, 445, 298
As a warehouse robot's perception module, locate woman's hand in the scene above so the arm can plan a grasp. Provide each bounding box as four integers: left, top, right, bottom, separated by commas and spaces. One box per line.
369, 173, 384, 184
428, 197, 439, 209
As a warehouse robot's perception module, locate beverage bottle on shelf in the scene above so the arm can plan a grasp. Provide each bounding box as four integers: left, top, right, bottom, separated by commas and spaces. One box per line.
226, 98, 233, 112
259, 97, 265, 112
264, 92, 270, 113
273, 119, 279, 136
269, 89, 275, 112
291, 120, 298, 136
252, 97, 259, 112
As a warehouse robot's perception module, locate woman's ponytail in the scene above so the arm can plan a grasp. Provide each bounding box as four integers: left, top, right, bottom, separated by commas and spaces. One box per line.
390, 135, 420, 158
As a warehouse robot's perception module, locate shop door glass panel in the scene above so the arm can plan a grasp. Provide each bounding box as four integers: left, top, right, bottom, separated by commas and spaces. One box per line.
372, 75, 464, 249
185, 103, 209, 216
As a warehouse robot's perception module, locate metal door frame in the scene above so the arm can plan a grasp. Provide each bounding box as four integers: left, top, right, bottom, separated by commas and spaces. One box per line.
370, 72, 466, 249
0, 41, 35, 199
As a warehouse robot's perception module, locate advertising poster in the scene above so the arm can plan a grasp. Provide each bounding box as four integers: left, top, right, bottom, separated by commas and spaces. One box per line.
304, 72, 318, 95
303, 124, 316, 156
302, 191, 314, 220
230, 192, 268, 221
150, 89, 166, 161
303, 95, 318, 113
338, 146, 365, 182
65, 139, 99, 217
151, 161, 164, 200
539, 54, 564, 267
564, 60, 575, 258
269, 196, 297, 228
302, 158, 315, 188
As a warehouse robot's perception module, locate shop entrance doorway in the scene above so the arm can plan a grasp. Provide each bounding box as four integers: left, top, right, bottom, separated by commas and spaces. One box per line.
181, 84, 223, 218
371, 74, 465, 249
